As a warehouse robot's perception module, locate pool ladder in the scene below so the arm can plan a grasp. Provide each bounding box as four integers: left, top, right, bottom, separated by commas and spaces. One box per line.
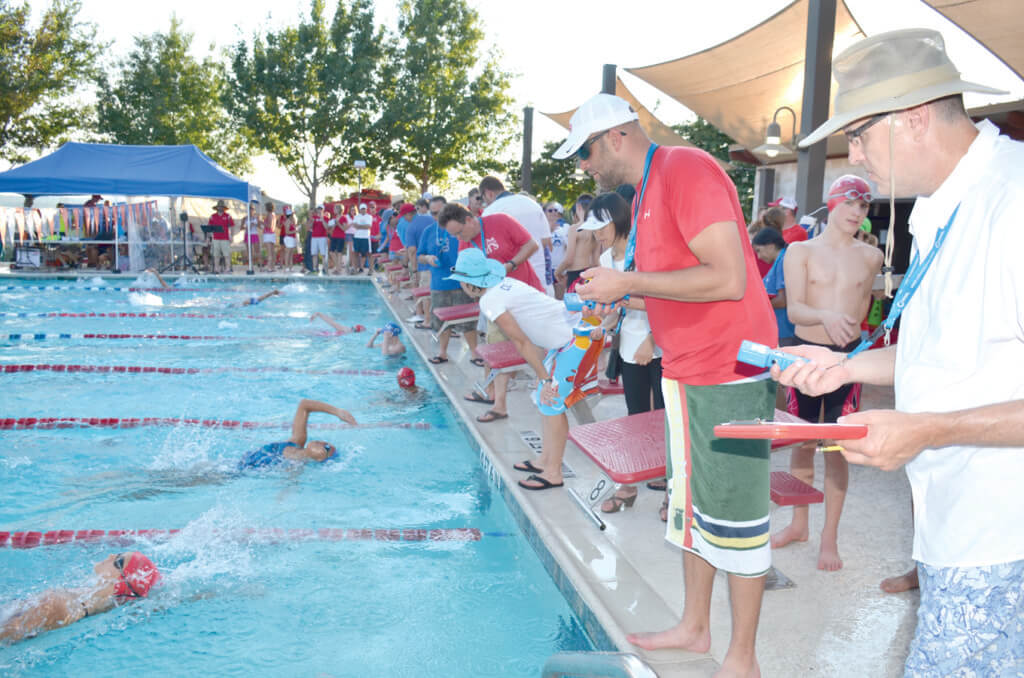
542, 651, 658, 678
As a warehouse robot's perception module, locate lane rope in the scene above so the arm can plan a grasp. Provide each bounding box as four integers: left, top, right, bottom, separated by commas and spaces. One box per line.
0, 527, 504, 548
1, 363, 391, 377
4, 333, 235, 341
0, 312, 291, 320
0, 417, 430, 431
2, 286, 204, 292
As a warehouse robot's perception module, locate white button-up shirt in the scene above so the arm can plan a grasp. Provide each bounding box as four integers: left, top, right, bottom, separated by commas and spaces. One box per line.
896, 120, 1024, 567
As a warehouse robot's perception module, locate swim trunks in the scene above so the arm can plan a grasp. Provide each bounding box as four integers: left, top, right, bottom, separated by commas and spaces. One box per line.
238, 441, 295, 470
787, 337, 862, 423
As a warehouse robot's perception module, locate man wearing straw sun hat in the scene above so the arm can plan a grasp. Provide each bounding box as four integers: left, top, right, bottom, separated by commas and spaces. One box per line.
773, 28, 1024, 674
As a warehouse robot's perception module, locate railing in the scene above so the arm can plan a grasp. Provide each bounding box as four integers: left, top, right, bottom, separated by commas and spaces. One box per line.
541, 652, 658, 678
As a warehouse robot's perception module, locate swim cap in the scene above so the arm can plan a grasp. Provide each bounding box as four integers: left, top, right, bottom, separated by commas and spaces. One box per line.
114, 552, 161, 598
827, 175, 872, 213
352, 324, 366, 333
397, 367, 416, 388
382, 322, 401, 337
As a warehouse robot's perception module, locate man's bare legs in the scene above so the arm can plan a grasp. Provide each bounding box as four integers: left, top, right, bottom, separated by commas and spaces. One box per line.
881, 499, 918, 593
771, 443, 813, 548
490, 372, 511, 416
629, 552, 765, 678
437, 327, 452, 360
819, 449, 848, 571
531, 413, 568, 486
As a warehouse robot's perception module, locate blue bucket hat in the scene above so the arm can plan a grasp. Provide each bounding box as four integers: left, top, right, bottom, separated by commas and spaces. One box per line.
445, 248, 506, 288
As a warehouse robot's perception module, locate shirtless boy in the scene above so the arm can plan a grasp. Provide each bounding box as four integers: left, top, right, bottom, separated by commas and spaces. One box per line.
553, 194, 599, 291
772, 175, 883, 571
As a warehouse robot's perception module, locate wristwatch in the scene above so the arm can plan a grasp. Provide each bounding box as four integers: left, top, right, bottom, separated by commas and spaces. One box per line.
507, 260, 517, 271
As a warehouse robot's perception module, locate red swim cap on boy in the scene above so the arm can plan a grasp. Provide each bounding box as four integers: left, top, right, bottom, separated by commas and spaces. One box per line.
114, 552, 161, 598
353, 324, 366, 333
827, 175, 872, 213
397, 367, 416, 388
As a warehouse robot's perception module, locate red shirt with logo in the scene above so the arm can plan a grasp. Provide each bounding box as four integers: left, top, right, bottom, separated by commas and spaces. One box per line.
634, 146, 777, 384
458, 213, 543, 292
330, 216, 347, 239
310, 217, 327, 238
209, 211, 234, 241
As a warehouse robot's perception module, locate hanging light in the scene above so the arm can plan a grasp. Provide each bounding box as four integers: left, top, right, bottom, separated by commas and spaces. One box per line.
754, 106, 797, 158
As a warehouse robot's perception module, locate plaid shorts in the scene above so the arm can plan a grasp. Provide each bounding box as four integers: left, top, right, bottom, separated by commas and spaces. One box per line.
905, 558, 1024, 677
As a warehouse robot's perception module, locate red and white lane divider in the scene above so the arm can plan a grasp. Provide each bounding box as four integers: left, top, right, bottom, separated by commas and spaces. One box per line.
0, 527, 485, 548
4, 332, 236, 341
0, 312, 286, 320
2, 286, 204, 292
0, 417, 430, 431
1, 363, 391, 377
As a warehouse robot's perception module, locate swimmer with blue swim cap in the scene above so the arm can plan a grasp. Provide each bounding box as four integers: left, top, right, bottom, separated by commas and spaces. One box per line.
366, 321, 406, 356
0, 551, 160, 645
237, 399, 356, 470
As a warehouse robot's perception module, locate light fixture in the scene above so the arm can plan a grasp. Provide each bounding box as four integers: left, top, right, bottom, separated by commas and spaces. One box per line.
753, 106, 798, 158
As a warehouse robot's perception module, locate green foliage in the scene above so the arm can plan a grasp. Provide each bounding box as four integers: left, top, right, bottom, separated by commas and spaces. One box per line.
507, 139, 595, 206
95, 16, 252, 174
0, 0, 101, 162
375, 0, 516, 194
673, 117, 756, 223
226, 0, 383, 207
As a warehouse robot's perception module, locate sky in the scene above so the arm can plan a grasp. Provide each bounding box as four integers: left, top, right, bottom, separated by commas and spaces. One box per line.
26, 0, 1024, 205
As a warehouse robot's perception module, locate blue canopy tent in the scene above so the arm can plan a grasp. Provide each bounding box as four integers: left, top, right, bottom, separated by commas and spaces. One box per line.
0, 142, 261, 272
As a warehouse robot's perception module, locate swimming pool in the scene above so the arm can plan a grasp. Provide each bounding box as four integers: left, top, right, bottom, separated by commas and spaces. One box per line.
0, 277, 592, 676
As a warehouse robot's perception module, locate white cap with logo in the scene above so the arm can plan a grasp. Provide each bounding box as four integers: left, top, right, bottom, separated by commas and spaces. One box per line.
552, 93, 639, 160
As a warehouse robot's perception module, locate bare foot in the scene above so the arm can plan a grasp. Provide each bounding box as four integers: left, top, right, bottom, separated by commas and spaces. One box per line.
715, 656, 761, 678
627, 624, 711, 654
770, 523, 808, 549
880, 567, 919, 593
817, 540, 843, 571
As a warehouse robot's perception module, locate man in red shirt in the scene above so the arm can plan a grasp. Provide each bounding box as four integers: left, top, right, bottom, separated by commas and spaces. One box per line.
558, 93, 778, 677
768, 196, 809, 244
307, 204, 329, 274
208, 199, 235, 274
439, 203, 542, 421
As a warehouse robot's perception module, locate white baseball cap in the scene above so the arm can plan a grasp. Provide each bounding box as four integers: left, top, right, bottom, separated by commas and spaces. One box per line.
768, 197, 798, 211
578, 208, 615, 231
552, 93, 639, 160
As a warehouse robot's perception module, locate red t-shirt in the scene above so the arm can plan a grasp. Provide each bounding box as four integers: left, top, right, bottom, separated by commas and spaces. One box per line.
310, 217, 327, 238
782, 224, 808, 244
209, 212, 234, 241
330, 216, 347, 239
634, 146, 777, 384
283, 217, 297, 237
756, 256, 772, 278
459, 213, 543, 292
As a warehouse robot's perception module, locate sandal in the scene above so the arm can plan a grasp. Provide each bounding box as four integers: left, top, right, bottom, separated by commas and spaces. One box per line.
464, 392, 494, 405
513, 460, 544, 474
646, 478, 667, 492
476, 409, 508, 423
659, 495, 669, 522
469, 357, 485, 367
518, 474, 564, 490
601, 486, 638, 513
428, 356, 448, 364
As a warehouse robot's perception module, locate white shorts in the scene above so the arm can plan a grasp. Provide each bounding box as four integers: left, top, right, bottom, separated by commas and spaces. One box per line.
262, 233, 276, 244
283, 236, 296, 249
310, 237, 328, 257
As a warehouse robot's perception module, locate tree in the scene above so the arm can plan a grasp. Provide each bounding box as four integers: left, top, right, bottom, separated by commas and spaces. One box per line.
673, 117, 756, 223
95, 16, 252, 174
226, 0, 383, 207
506, 140, 595, 206
376, 0, 516, 194
0, 0, 101, 163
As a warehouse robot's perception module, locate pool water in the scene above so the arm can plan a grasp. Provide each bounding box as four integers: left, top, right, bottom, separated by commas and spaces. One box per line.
0, 277, 592, 676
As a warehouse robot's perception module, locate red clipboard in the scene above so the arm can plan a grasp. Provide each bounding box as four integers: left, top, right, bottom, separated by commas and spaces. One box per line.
714, 421, 868, 440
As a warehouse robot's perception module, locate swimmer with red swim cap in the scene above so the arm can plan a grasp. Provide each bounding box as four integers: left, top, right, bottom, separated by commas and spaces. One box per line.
397, 367, 416, 389
0, 551, 160, 645
309, 312, 366, 336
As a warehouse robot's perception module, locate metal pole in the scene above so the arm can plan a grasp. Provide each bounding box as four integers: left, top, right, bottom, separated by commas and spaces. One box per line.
601, 64, 617, 95
795, 0, 837, 220
521, 106, 533, 194
246, 193, 255, 275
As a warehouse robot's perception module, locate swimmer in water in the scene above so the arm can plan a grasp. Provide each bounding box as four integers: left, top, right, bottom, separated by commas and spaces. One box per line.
309, 312, 366, 336
140, 267, 172, 288
237, 398, 356, 470
0, 551, 160, 645
366, 322, 406, 356
237, 289, 281, 307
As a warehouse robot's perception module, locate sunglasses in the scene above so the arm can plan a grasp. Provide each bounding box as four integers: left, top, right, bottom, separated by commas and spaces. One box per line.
545, 208, 561, 213
834, 188, 872, 203
844, 113, 887, 144
113, 553, 143, 597
575, 130, 610, 161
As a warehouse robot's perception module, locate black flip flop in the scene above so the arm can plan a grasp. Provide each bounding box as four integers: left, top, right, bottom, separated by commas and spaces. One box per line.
469, 357, 485, 367
646, 478, 668, 491
476, 409, 508, 423
518, 474, 563, 490
428, 356, 449, 364
513, 460, 544, 474
464, 392, 494, 405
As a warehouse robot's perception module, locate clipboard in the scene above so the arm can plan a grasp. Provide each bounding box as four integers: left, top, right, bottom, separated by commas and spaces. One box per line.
714, 420, 868, 440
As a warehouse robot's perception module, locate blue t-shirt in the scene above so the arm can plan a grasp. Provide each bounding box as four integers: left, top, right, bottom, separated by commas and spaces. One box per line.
418, 223, 461, 291
762, 248, 795, 340
404, 215, 435, 271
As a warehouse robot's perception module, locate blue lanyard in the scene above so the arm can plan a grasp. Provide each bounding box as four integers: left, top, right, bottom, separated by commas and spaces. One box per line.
623, 143, 658, 272
473, 217, 487, 252
847, 203, 960, 359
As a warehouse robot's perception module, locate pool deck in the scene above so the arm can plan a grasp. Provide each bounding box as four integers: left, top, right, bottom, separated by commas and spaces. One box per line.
1, 266, 919, 676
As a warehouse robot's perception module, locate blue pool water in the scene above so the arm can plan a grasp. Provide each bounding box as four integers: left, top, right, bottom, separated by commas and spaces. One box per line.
0, 277, 592, 676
